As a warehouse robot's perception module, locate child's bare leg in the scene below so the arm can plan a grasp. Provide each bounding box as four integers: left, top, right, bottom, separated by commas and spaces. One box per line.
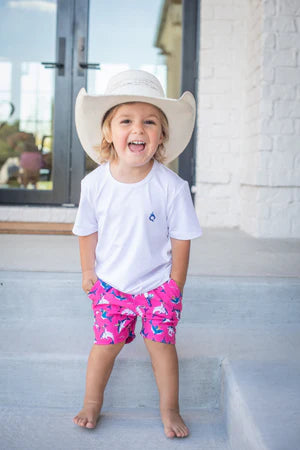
144, 339, 189, 438
73, 341, 125, 428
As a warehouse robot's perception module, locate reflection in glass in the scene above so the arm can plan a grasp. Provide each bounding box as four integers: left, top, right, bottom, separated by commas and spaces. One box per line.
0, 0, 56, 190
86, 0, 169, 174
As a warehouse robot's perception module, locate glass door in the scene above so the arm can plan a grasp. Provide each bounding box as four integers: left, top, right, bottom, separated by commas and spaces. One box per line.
0, 0, 74, 205
0, 0, 193, 206
69, 0, 184, 203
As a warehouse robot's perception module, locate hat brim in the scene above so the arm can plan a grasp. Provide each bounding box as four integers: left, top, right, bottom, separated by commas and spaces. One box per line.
75, 88, 196, 164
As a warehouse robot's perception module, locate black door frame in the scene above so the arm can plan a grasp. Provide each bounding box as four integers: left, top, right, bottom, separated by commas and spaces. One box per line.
0, 0, 74, 205
179, 0, 200, 197
0, 0, 200, 206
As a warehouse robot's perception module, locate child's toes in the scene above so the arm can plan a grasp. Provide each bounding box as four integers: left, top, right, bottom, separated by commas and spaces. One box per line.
79, 417, 88, 427
164, 427, 176, 439
178, 425, 189, 438
86, 421, 96, 429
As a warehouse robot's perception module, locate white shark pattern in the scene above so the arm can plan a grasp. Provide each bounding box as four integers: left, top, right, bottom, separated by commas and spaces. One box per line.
101, 329, 114, 342
117, 319, 128, 332
168, 326, 175, 337
153, 304, 168, 315
121, 308, 135, 316
173, 308, 181, 320
136, 306, 144, 317
97, 297, 109, 305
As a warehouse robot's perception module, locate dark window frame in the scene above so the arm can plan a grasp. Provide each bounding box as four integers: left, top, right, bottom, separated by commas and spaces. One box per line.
179, 0, 200, 200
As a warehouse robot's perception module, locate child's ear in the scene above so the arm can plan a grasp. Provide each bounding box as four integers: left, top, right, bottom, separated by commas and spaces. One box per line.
104, 131, 112, 144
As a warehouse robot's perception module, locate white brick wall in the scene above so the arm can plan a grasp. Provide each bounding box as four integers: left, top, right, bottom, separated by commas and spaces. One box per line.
196, 0, 300, 237
196, 0, 245, 229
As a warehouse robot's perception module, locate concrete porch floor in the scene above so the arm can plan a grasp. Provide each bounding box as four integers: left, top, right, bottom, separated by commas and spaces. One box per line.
1, 228, 300, 449
1, 227, 300, 277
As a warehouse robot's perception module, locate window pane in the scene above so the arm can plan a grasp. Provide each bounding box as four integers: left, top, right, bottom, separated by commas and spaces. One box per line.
0, 0, 56, 191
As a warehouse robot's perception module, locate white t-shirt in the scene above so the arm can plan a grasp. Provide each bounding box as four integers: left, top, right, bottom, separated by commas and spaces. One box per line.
73, 159, 202, 294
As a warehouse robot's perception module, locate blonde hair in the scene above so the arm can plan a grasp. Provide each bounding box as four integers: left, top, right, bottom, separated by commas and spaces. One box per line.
94, 102, 169, 164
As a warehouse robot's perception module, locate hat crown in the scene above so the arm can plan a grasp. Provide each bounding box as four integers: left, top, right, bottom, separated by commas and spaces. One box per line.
104, 70, 165, 99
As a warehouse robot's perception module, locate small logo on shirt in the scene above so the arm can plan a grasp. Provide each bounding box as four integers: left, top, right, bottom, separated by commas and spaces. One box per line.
149, 212, 156, 222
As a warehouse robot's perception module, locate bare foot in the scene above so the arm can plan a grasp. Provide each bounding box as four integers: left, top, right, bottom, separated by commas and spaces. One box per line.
73, 400, 102, 429
161, 408, 189, 438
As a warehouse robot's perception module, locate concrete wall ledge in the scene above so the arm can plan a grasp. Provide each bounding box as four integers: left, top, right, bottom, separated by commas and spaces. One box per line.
0, 205, 77, 223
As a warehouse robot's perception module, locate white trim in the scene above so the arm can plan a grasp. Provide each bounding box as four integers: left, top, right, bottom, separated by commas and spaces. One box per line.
0, 206, 77, 223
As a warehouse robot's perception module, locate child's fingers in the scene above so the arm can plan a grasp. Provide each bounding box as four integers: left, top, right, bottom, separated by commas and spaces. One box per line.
83, 278, 98, 294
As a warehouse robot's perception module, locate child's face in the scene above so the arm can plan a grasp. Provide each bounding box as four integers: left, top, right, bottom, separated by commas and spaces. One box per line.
108, 102, 163, 168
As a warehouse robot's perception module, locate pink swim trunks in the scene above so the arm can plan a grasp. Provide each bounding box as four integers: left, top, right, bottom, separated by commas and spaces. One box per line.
88, 278, 183, 345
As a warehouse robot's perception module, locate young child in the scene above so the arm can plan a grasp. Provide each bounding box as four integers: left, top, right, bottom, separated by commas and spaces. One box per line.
72, 70, 202, 438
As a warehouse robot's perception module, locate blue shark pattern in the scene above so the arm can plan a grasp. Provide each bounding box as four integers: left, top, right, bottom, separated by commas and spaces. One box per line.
100, 309, 113, 321
116, 318, 128, 333
173, 308, 181, 320
151, 324, 164, 335
168, 326, 175, 337
144, 293, 154, 307
88, 285, 98, 295
113, 292, 128, 301
162, 318, 172, 323
100, 280, 113, 291
170, 295, 181, 304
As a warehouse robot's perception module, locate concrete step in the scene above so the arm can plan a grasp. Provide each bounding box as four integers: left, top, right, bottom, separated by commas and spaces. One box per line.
2, 272, 300, 326
1, 271, 300, 450
224, 359, 300, 450
0, 406, 230, 450
0, 354, 222, 410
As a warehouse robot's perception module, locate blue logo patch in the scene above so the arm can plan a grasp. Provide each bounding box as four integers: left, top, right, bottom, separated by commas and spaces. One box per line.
149, 212, 156, 222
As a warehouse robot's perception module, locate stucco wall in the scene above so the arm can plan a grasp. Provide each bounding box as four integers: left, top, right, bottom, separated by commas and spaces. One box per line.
195, 0, 300, 237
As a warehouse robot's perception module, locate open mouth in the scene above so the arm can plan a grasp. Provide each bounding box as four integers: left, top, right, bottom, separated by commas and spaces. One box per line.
128, 140, 146, 153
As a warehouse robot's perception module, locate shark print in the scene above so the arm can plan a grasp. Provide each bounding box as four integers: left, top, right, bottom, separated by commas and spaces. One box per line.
170, 295, 181, 304
173, 308, 181, 321
96, 297, 109, 305
151, 324, 164, 335
91, 278, 182, 345
116, 319, 128, 333
144, 293, 154, 307
100, 280, 113, 291
100, 327, 115, 343
168, 326, 175, 337
136, 306, 144, 317
113, 292, 128, 301
121, 308, 136, 316
153, 304, 168, 315
100, 309, 113, 321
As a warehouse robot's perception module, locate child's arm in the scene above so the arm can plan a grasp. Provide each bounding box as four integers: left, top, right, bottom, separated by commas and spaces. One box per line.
170, 238, 191, 294
79, 232, 98, 293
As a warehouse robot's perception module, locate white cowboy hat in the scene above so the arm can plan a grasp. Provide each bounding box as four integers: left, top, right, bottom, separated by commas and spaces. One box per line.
75, 69, 196, 164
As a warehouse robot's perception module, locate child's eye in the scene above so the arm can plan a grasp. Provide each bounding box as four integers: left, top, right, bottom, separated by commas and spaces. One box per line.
144, 120, 156, 125
120, 119, 131, 124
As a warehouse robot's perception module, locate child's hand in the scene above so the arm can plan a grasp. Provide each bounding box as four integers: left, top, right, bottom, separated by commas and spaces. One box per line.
82, 270, 98, 294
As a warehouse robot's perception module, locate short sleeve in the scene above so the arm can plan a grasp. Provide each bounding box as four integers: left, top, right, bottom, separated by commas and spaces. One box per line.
72, 179, 98, 236
167, 181, 202, 240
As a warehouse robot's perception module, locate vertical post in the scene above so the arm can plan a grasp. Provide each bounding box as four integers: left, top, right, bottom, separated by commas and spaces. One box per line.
70, 0, 89, 204
179, 0, 200, 202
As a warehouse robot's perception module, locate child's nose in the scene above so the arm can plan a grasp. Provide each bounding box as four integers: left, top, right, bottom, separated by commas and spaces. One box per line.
132, 122, 144, 133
